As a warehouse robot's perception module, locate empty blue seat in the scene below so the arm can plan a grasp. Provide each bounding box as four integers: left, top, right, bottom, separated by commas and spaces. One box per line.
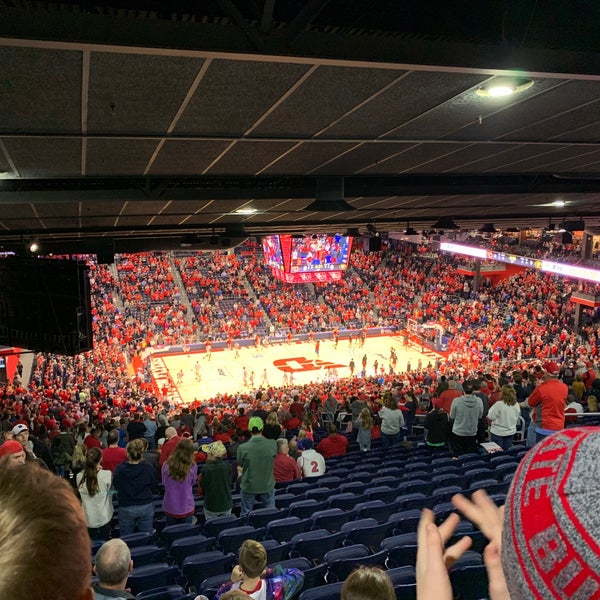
129, 545, 168, 567
304, 487, 332, 502
170, 535, 216, 567
288, 499, 321, 519
286, 482, 310, 495
429, 485, 463, 506
311, 508, 355, 533
402, 480, 435, 496
395, 493, 427, 511
218, 525, 266, 554
317, 476, 342, 488
298, 582, 343, 600
433, 501, 457, 522
328, 493, 358, 511
290, 529, 345, 562
136, 584, 187, 600
365, 485, 398, 503
341, 518, 394, 551
196, 573, 232, 599
203, 515, 245, 538
275, 493, 298, 509
381, 533, 418, 568
260, 539, 292, 564
160, 523, 201, 547
450, 563, 489, 600
324, 544, 370, 567
266, 517, 311, 542
387, 509, 422, 535
120, 531, 158, 548
386, 565, 416, 586
339, 482, 368, 495
248, 507, 288, 528
326, 549, 388, 582
127, 563, 179, 595
182, 551, 235, 590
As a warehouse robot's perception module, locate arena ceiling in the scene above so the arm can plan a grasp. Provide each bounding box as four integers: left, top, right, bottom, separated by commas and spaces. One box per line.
0, 0, 600, 253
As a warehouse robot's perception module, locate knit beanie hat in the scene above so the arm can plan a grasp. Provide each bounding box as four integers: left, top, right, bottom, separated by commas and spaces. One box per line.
502, 427, 600, 599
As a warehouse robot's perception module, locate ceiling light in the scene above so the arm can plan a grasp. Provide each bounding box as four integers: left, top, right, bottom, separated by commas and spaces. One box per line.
476, 79, 534, 98
29, 241, 39, 253
432, 216, 459, 230
235, 208, 257, 214
553, 199, 565, 208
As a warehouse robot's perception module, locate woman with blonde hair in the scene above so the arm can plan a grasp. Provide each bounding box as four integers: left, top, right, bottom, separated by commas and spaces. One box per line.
162, 437, 198, 525
263, 412, 282, 440
76, 446, 113, 540
487, 384, 520, 450
113, 438, 156, 535
588, 395, 599, 412
357, 407, 372, 452
341, 566, 395, 600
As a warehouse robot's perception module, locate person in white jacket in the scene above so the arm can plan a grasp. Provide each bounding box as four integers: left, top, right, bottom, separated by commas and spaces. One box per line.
487, 385, 521, 450
77, 446, 114, 540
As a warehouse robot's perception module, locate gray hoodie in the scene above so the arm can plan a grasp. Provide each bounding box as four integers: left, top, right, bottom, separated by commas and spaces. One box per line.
450, 393, 483, 436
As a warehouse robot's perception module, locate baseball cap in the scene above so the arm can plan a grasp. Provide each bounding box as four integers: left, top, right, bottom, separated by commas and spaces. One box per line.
248, 417, 264, 432
0, 440, 25, 458
201, 440, 227, 458
12, 424, 28, 436
543, 361, 560, 375
297, 438, 313, 450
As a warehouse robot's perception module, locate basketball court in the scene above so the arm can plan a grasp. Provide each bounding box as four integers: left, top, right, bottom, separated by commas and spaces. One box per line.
150, 334, 443, 405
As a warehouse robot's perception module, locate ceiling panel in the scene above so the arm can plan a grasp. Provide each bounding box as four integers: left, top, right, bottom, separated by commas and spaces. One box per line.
311, 142, 415, 174
261, 142, 358, 174
0, 47, 81, 133
360, 142, 466, 174
174, 59, 311, 136
452, 80, 600, 141
205, 141, 298, 175
2, 138, 81, 177
252, 66, 406, 137
87, 53, 204, 134
149, 140, 232, 175
324, 71, 487, 138
86, 139, 158, 175
496, 146, 600, 172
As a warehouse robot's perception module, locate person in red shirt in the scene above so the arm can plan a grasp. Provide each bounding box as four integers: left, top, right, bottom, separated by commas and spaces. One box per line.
273, 438, 301, 483
83, 426, 103, 451
159, 427, 182, 466
234, 407, 250, 432
102, 429, 127, 473
316, 423, 349, 459
438, 380, 462, 414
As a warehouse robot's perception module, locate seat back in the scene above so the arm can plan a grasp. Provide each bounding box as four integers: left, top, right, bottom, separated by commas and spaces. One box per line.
170, 535, 216, 567
182, 551, 235, 590
127, 563, 179, 596
218, 525, 265, 554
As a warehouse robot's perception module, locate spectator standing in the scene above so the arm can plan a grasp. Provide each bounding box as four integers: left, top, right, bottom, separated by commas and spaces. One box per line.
162, 438, 198, 525
378, 397, 404, 449
487, 385, 521, 450
126, 413, 146, 442
357, 407, 372, 452
526, 361, 568, 443
198, 440, 233, 520
159, 426, 181, 466
143, 413, 157, 451
236, 417, 277, 516
102, 429, 127, 474
449, 380, 483, 457
273, 438, 301, 483
77, 447, 114, 540
113, 439, 156, 535
263, 412, 282, 440
423, 397, 449, 450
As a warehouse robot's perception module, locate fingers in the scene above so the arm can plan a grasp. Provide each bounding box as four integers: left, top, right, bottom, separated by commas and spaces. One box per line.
437, 512, 461, 544
484, 541, 511, 600
451, 489, 503, 546
443, 535, 472, 570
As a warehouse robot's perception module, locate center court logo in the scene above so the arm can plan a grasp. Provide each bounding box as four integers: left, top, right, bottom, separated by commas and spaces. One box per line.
273, 356, 346, 373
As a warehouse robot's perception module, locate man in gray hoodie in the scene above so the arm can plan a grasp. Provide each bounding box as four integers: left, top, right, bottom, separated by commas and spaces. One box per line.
449, 379, 483, 457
